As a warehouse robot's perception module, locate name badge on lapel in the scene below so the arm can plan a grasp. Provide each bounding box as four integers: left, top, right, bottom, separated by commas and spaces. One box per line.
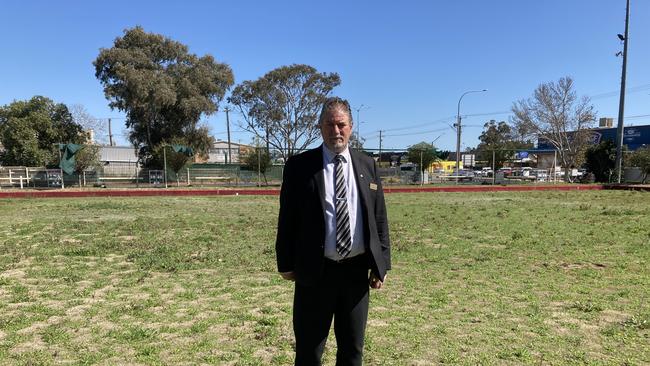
369, 183, 378, 191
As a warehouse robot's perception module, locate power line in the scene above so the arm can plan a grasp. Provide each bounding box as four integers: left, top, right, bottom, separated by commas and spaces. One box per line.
213, 129, 248, 134
380, 116, 454, 132
383, 126, 449, 138
590, 83, 650, 100
463, 111, 510, 117
377, 110, 514, 135
607, 114, 650, 123
378, 83, 650, 136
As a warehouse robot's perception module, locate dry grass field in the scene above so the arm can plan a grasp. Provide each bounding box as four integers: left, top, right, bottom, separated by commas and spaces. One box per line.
0, 191, 648, 365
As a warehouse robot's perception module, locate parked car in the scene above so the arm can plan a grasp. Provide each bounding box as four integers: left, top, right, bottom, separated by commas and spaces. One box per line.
531, 169, 548, 181
451, 169, 475, 177
498, 168, 512, 177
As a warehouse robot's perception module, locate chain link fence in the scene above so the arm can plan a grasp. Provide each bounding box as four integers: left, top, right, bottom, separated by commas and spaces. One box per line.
0, 164, 285, 189
1, 148, 644, 189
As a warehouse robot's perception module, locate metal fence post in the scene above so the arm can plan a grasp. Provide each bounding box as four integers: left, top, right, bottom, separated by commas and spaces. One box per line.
492, 150, 496, 185
553, 150, 557, 184
58, 148, 65, 189
163, 147, 168, 188
258, 148, 262, 187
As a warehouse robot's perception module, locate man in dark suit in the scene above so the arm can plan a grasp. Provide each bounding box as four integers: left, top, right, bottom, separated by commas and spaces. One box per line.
276, 97, 391, 365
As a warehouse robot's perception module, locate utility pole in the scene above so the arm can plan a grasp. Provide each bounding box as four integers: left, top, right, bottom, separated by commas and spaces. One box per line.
455, 89, 487, 183
224, 107, 232, 164
57, 146, 64, 189
108, 118, 114, 146
492, 149, 496, 185
420, 149, 424, 186
354, 104, 367, 147
615, 0, 630, 183
455, 115, 462, 176
257, 147, 261, 187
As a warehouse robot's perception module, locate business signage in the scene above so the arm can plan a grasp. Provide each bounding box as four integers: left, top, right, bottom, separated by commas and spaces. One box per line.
537, 125, 650, 151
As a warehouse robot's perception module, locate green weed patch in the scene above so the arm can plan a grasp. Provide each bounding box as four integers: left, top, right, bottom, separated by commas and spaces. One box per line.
0, 191, 648, 364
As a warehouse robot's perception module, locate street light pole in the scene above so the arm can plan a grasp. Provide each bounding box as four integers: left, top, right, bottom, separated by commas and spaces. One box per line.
455, 89, 487, 182
225, 106, 232, 165
615, 0, 630, 183
354, 104, 367, 148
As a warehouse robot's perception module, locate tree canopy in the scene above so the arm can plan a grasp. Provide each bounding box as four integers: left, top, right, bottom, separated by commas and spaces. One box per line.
229, 64, 340, 161
93, 26, 234, 166
74, 144, 102, 175
407, 142, 438, 172
0, 96, 84, 167
476, 120, 532, 169
242, 144, 272, 186
511, 77, 596, 181
629, 146, 650, 183
436, 150, 451, 160
152, 139, 196, 186
584, 139, 619, 183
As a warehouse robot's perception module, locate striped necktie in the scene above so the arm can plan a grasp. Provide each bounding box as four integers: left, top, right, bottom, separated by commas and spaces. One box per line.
334, 154, 352, 257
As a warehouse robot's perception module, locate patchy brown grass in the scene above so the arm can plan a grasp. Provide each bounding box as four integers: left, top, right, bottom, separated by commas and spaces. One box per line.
0, 191, 649, 364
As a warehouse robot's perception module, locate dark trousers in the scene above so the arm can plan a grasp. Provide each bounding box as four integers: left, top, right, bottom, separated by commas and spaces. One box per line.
293, 256, 370, 366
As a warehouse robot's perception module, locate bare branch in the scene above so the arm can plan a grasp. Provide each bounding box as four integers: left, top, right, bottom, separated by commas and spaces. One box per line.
510, 76, 596, 181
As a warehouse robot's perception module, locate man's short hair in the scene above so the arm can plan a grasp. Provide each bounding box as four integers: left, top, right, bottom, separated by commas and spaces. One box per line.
318, 97, 353, 125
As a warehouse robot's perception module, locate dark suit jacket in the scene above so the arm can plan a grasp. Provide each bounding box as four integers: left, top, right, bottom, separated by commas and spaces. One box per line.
276, 146, 391, 286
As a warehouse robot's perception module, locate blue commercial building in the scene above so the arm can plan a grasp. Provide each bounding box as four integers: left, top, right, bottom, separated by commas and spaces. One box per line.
537, 124, 650, 151
533, 123, 650, 170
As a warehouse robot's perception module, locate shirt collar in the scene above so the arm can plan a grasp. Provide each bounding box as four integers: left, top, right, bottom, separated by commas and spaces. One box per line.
322, 144, 351, 164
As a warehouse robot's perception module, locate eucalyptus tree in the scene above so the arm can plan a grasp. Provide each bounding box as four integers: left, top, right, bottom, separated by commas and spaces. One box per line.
229, 64, 340, 161
94, 26, 234, 166
476, 120, 532, 169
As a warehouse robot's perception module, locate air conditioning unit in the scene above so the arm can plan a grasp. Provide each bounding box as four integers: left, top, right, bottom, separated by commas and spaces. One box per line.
599, 118, 614, 128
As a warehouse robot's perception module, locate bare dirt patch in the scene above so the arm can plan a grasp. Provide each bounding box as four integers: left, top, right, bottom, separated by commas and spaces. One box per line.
559, 262, 608, 270
599, 309, 629, 325
253, 347, 276, 364
11, 334, 47, 354
60, 237, 81, 244
0, 268, 27, 279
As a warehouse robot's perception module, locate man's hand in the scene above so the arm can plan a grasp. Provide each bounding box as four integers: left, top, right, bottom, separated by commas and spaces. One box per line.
369, 273, 386, 289
280, 271, 296, 281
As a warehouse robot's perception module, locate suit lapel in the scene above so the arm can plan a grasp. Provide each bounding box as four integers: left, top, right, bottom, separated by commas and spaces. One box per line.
350, 150, 371, 221
313, 147, 326, 213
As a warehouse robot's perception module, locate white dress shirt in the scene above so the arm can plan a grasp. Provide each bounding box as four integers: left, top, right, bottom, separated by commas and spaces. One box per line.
322, 145, 365, 260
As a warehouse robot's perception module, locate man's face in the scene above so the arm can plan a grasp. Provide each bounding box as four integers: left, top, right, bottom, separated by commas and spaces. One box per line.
319, 107, 353, 153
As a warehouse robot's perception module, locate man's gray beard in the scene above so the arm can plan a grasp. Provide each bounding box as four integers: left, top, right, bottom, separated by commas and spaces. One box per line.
332, 142, 347, 153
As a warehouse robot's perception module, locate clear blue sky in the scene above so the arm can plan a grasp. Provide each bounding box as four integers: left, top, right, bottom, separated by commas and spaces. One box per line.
1, 0, 649, 152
